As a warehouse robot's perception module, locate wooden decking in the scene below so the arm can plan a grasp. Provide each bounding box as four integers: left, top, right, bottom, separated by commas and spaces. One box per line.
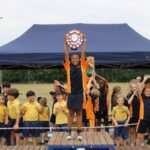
48, 131, 115, 149
0, 146, 47, 150
0, 145, 149, 150
116, 146, 150, 150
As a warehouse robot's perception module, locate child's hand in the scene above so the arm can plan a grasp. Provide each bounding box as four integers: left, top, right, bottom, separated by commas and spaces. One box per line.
114, 122, 118, 127
124, 122, 128, 127
5, 120, 8, 125
13, 124, 19, 129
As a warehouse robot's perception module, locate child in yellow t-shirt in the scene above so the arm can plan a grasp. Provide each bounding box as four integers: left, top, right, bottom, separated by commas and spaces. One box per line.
21, 90, 42, 146
112, 95, 130, 146
6, 88, 20, 145
53, 92, 68, 131
0, 95, 7, 144
39, 97, 50, 144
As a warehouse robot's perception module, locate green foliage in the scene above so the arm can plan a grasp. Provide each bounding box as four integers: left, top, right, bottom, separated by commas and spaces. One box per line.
1, 68, 150, 83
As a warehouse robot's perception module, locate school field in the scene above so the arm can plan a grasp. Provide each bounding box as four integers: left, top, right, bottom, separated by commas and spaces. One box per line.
11, 82, 129, 111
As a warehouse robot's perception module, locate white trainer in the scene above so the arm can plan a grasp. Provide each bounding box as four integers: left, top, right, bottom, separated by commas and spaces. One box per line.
77, 135, 82, 141
66, 135, 72, 140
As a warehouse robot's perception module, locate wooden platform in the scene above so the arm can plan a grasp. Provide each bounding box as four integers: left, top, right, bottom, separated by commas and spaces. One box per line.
0, 145, 149, 150
48, 131, 115, 149
116, 146, 150, 150
0, 146, 47, 150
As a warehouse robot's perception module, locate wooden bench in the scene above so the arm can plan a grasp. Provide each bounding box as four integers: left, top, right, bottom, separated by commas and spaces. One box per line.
116, 146, 150, 150
0, 146, 47, 150
48, 131, 115, 149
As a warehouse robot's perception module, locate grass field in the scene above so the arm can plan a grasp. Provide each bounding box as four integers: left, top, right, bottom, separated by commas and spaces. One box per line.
11, 82, 130, 111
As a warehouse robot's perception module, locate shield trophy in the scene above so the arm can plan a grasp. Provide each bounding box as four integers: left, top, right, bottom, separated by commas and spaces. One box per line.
66, 30, 84, 50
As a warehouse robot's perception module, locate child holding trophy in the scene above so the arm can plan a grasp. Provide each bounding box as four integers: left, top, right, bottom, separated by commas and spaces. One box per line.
64, 30, 87, 140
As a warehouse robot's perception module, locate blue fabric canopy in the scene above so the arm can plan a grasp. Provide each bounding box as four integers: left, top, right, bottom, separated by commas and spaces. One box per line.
0, 23, 150, 68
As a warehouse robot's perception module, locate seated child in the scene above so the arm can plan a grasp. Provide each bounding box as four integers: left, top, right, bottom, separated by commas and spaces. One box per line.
112, 95, 130, 146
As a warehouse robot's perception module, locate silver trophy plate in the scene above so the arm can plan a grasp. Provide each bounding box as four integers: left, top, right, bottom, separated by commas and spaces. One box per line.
66, 30, 83, 50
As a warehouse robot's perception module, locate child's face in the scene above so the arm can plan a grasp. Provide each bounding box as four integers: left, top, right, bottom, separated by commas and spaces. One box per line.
56, 95, 63, 101
0, 97, 4, 104
144, 88, 150, 97
130, 83, 137, 92
117, 97, 124, 106
7, 95, 15, 101
71, 54, 80, 66
27, 95, 35, 102
99, 80, 105, 88
3, 87, 10, 94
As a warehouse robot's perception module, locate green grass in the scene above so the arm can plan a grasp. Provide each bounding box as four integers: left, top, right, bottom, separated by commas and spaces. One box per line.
11, 82, 130, 111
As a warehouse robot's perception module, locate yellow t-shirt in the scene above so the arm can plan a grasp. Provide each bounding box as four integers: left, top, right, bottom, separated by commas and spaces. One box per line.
23, 101, 41, 121
0, 105, 7, 123
7, 99, 20, 119
53, 100, 68, 125
112, 105, 130, 122
39, 106, 50, 121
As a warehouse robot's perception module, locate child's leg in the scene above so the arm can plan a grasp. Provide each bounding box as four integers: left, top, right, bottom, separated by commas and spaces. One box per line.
76, 109, 82, 134
40, 132, 45, 143
23, 137, 28, 145
32, 137, 37, 146
14, 133, 20, 145
116, 137, 121, 146
10, 131, 15, 145
68, 110, 75, 134
136, 133, 144, 146
129, 127, 136, 145
0, 137, 2, 145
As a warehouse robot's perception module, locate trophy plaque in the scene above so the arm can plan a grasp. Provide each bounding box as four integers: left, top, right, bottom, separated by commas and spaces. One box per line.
66, 30, 83, 50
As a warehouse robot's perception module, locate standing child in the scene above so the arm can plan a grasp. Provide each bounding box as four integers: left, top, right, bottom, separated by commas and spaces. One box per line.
0, 95, 7, 145
6, 88, 20, 145
127, 80, 140, 145
21, 90, 43, 146
39, 97, 50, 144
112, 95, 130, 146
53, 92, 68, 131
136, 84, 150, 145
63, 33, 87, 140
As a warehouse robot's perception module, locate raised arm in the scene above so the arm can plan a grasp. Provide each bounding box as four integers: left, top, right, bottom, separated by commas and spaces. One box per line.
64, 35, 69, 61
127, 91, 136, 104
81, 33, 87, 59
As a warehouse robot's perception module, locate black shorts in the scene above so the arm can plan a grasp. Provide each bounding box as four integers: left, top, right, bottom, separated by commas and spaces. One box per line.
137, 119, 150, 134
67, 92, 84, 110
50, 114, 56, 124
7, 118, 21, 133
40, 121, 49, 133
129, 117, 139, 127
95, 109, 108, 120
82, 109, 89, 126
0, 123, 4, 137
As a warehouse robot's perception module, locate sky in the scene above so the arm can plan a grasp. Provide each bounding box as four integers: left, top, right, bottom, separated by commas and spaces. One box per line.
0, 0, 150, 46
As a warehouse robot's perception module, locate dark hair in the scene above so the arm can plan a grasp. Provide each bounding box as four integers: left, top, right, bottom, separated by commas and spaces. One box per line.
70, 53, 80, 61
37, 97, 42, 103
40, 97, 47, 107
142, 84, 150, 96
2, 82, 11, 88
145, 78, 150, 85
7, 88, 19, 98
56, 91, 63, 96
26, 90, 35, 97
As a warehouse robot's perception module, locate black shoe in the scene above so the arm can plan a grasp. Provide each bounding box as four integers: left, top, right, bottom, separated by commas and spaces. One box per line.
39, 141, 45, 145
147, 139, 150, 145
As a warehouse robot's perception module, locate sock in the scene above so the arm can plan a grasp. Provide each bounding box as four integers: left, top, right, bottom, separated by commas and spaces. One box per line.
77, 128, 82, 135
68, 128, 71, 135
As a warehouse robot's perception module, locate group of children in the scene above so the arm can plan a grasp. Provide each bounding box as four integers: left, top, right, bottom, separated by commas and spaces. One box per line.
0, 33, 150, 147
0, 82, 50, 145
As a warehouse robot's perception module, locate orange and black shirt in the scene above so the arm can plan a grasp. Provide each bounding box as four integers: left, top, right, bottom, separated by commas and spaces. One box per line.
127, 93, 140, 120
63, 58, 87, 94
139, 95, 150, 121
